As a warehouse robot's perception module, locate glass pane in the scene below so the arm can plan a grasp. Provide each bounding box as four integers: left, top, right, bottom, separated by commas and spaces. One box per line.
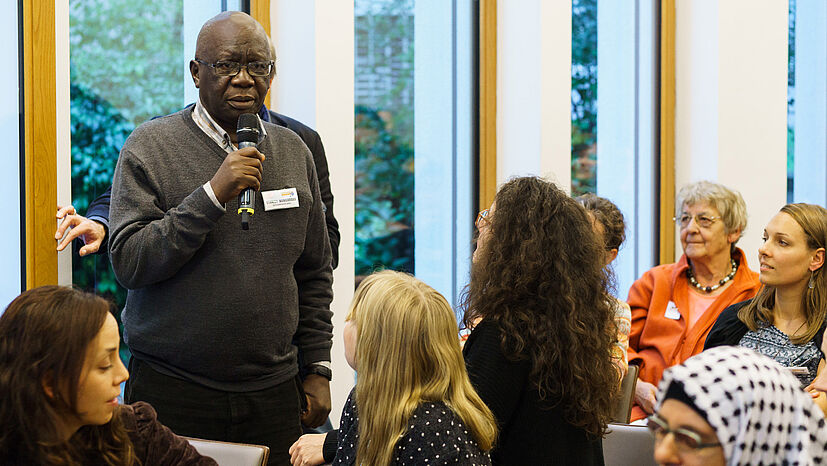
787, 0, 795, 202
355, 0, 476, 307
789, 0, 827, 205
571, 0, 598, 196
354, 0, 415, 281
0, 1, 21, 310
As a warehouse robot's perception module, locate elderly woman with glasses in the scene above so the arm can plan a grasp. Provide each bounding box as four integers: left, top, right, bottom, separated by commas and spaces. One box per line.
649, 346, 826, 465
627, 181, 761, 421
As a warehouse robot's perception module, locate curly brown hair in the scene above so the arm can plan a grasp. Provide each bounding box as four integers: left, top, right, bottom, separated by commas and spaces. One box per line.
0, 286, 137, 465
463, 177, 618, 437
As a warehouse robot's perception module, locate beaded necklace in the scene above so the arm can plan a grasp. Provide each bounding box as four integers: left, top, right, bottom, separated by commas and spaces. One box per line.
687, 258, 738, 293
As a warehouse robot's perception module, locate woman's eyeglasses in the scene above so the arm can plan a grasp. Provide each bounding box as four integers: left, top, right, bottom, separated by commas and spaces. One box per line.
673, 214, 720, 229
475, 209, 490, 229
647, 414, 722, 452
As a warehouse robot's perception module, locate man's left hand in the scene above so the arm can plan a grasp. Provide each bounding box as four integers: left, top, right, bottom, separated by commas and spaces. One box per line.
301, 374, 331, 428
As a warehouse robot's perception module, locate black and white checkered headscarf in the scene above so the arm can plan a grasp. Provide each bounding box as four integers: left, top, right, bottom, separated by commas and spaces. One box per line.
657, 346, 827, 465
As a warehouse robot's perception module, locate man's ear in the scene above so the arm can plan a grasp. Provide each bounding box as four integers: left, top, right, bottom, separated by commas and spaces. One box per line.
809, 248, 825, 272
189, 60, 201, 88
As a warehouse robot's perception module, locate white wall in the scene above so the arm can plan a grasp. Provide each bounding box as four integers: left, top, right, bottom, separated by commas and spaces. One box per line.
271, 0, 356, 426
675, 0, 789, 265
497, 0, 571, 192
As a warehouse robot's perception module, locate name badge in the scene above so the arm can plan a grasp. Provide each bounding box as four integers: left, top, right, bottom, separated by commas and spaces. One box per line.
262, 188, 299, 211
664, 301, 681, 320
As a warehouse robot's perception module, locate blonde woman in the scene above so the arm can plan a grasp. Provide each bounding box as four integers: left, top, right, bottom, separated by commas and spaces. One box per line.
291, 271, 497, 466
706, 203, 827, 386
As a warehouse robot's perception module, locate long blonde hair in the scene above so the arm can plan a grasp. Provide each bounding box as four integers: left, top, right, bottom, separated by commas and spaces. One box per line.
739, 203, 827, 344
348, 271, 497, 466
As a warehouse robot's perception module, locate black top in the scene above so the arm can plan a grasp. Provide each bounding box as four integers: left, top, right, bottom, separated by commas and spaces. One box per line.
705, 299, 825, 350
462, 319, 604, 465
333, 389, 491, 465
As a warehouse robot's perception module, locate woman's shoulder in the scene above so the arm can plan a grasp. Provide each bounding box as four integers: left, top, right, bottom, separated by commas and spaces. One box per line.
704, 299, 752, 349
118, 402, 217, 466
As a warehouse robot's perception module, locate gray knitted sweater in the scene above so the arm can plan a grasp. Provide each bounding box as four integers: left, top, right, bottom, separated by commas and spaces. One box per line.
109, 108, 333, 391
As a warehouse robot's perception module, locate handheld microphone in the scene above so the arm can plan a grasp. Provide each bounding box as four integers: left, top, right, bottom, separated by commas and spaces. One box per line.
237, 113, 260, 230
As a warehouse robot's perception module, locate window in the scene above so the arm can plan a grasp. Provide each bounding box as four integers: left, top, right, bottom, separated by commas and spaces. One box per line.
788, 0, 827, 205
1, 1, 22, 308
573, 0, 659, 297
355, 0, 477, 308
571, 0, 597, 196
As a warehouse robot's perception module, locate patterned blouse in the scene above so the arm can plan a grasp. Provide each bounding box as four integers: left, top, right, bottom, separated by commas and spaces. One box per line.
611, 298, 632, 378
333, 389, 491, 465
738, 325, 822, 386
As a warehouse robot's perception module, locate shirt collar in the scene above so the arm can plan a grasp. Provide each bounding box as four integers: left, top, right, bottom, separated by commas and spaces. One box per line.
192, 99, 267, 153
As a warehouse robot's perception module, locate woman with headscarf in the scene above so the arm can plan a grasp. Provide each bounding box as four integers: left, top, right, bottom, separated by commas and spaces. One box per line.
627, 181, 761, 421
650, 345, 827, 465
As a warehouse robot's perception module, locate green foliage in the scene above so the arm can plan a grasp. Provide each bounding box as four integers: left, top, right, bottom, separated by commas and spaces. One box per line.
69, 80, 132, 312
69, 0, 185, 126
571, 0, 597, 196
354, 0, 415, 278
354, 106, 414, 277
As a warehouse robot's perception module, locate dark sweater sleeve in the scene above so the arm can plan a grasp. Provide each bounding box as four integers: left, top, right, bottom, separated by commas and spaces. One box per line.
124, 402, 218, 465
463, 320, 530, 430
704, 300, 751, 350
84, 185, 111, 254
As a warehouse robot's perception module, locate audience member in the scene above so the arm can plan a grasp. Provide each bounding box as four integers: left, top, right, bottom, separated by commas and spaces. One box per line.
627, 181, 760, 421
706, 203, 826, 386
578, 193, 632, 378
0, 286, 215, 465
291, 270, 496, 466
462, 176, 617, 464
108, 12, 333, 465
650, 346, 827, 465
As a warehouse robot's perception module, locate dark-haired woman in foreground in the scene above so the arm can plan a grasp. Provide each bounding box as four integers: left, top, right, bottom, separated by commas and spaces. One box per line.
462, 176, 618, 464
0, 286, 215, 465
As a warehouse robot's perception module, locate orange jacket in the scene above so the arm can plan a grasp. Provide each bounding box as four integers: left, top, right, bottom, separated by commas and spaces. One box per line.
626, 248, 760, 421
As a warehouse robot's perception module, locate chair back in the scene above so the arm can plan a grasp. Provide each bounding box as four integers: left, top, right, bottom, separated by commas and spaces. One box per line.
185, 437, 270, 466
603, 423, 657, 466
611, 363, 639, 423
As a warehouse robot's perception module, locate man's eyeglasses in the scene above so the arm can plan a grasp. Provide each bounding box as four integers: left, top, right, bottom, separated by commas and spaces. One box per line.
476, 209, 490, 229
647, 414, 722, 452
195, 59, 274, 77
673, 214, 720, 229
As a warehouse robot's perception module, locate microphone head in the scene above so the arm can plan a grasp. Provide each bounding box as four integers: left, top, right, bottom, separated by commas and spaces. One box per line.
237, 113, 259, 144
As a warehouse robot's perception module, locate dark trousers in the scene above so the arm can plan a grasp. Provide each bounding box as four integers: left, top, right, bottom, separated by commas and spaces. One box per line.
125, 357, 302, 466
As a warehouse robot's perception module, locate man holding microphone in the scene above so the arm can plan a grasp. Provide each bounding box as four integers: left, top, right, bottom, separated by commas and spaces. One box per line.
108, 12, 333, 465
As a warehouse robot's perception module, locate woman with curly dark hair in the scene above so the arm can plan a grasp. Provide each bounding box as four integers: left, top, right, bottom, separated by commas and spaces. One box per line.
462, 176, 618, 465
0, 286, 214, 465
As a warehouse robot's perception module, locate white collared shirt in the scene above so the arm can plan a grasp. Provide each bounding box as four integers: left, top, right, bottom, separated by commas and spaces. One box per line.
191, 99, 267, 210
